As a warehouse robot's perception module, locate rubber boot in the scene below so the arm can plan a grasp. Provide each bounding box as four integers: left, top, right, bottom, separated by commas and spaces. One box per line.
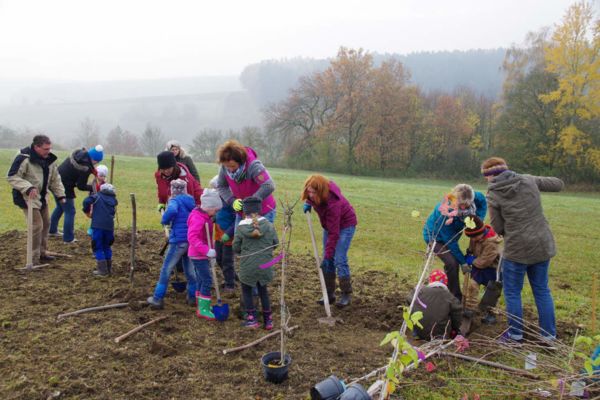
93, 260, 109, 277
317, 272, 337, 305
263, 309, 273, 331
196, 293, 215, 320
243, 309, 259, 328
147, 283, 167, 309
106, 259, 112, 275
336, 276, 352, 308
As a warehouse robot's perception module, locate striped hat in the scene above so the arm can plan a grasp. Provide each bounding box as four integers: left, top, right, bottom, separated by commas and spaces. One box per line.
481, 157, 509, 177
429, 269, 448, 286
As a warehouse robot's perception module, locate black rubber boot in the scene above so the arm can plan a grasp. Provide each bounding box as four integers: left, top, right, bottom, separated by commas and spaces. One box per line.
106, 259, 112, 275
317, 272, 337, 305
93, 260, 109, 277
336, 276, 352, 308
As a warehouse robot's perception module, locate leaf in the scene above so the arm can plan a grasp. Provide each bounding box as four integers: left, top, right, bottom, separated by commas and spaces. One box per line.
584, 359, 593, 375
411, 210, 420, 218
464, 216, 476, 229
411, 311, 424, 324
380, 332, 398, 347
576, 336, 593, 346
387, 381, 396, 394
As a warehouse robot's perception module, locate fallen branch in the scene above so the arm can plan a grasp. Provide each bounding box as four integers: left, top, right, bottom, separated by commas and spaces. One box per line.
222, 325, 299, 355
44, 251, 73, 258
440, 351, 539, 379
114, 316, 168, 344
57, 301, 146, 321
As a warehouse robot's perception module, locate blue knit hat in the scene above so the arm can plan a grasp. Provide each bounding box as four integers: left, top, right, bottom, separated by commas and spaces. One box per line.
88, 145, 104, 162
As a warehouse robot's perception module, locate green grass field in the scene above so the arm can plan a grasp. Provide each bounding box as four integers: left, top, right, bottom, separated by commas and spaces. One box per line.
1, 148, 599, 330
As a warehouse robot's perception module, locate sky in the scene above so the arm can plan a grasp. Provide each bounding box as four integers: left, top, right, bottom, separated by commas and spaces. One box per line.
0, 0, 587, 81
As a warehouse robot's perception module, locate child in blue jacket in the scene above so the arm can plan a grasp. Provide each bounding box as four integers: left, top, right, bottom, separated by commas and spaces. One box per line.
210, 176, 236, 292
82, 183, 118, 277
147, 179, 198, 308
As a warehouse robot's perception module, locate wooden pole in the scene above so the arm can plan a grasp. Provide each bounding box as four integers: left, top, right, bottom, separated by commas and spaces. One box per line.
440, 352, 539, 379
109, 155, 115, 184
57, 302, 130, 321
280, 226, 287, 364
114, 316, 168, 343
592, 274, 597, 333
222, 325, 299, 355
306, 212, 332, 318
129, 193, 136, 286
26, 200, 33, 269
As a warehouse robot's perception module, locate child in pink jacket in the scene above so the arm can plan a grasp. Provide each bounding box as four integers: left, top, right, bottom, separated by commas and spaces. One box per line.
188, 189, 222, 320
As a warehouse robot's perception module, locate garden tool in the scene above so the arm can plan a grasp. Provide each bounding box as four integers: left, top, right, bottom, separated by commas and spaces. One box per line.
306, 212, 336, 326
479, 254, 503, 312
460, 272, 473, 335
206, 223, 229, 321
19, 200, 49, 271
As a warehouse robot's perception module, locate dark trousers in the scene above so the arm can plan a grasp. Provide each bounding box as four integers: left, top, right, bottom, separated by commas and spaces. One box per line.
216, 241, 235, 288
433, 242, 461, 301
242, 282, 270, 312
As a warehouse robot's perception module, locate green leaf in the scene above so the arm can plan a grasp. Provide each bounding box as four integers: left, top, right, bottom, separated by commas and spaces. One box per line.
592, 357, 600, 367
576, 336, 593, 346
415, 320, 424, 329
406, 320, 414, 331
411, 311, 424, 324
388, 381, 396, 394
386, 366, 395, 380
584, 359, 593, 375
380, 332, 399, 347
400, 354, 412, 366
464, 216, 476, 229
593, 335, 600, 342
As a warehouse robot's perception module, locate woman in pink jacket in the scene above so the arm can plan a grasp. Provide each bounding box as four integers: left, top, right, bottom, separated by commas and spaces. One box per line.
187, 189, 222, 320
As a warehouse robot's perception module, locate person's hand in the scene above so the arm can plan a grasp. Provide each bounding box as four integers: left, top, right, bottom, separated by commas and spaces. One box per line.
303, 203, 312, 213
465, 255, 476, 265
320, 258, 333, 270
232, 198, 243, 212
460, 263, 471, 274
59, 197, 66, 204
206, 249, 216, 258
221, 233, 230, 243
27, 188, 38, 199
157, 203, 166, 213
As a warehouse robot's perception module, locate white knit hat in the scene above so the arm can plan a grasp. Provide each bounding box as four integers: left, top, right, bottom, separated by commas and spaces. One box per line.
200, 189, 222, 211
96, 164, 109, 177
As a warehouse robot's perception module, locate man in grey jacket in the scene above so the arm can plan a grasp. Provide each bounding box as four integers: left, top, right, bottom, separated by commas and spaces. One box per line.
482, 157, 564, 344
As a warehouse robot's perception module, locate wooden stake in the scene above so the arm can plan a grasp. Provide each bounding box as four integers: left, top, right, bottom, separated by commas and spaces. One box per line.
57, 302, 130, 321
592, 274, 597, 333
109, 155, 115, 184
222, 325, 299, 355
26, 200, 33, 268
306, 212, 333, 320
129, 193, 136, 286
114, 316, 168, 343
440, 351, 539, 379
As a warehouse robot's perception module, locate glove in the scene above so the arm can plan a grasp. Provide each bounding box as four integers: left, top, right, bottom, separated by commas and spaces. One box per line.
320, 258, 333, 270
232, 198, 243, 212
303, 203, 312, 213
465, 254, 476, 265
206, 249, 216, 258
157, 203, 166, 213
221, 233, 230, 243
460, 263, 471, 274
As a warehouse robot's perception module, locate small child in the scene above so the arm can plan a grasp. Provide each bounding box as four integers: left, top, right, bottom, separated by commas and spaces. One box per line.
147, 179, 198, 309
82, 183, 118, 277
463, 215, 502, 324
232, 197, 279, 330
87, 164, 109, 236
188, 189, 222, 320
412, 270, 463, 340
209, 176, 236, 293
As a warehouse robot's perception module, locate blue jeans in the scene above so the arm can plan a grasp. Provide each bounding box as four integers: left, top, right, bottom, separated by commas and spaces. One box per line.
192, 258, 212, 297
154, 242, 197, 300
234, 209, 276, 233
502, 258, 556, 340
91, 228, 113, 260
322, 226, 355, 278
50, 196, 76, 242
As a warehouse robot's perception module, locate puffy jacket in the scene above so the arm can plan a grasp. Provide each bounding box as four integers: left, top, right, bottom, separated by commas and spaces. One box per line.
7, 145, 65, 209
412, 282, 463, 340
215, 203, 236, 244
187, 208, 213, 259
423, 191, 487, 265
58, 149, 96, 198
155, 162, 202, 205
232, 216, 279, 286
82, 188, 118, 231
467, 225, 502, 270
307, 181, 357, 260
486, 170, 563, 264
161, 194, 195, 243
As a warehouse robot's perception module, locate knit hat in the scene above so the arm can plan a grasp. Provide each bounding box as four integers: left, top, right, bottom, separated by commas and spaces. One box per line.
242, 197, 262, 215
481, 157, 509, 177
209, 175, 219, 189
87, 145, 104, 162
170, 178, 187, 195
100, 183, 115, 194
96, 164, 108, 178
429, 269, 448, 286
157, 151, 177, 169
200, 189, 223, 211
166, 140, 181, 150
464, 215, 485, 237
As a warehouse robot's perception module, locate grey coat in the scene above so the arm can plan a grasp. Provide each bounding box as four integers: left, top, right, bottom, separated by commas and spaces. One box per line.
486, 170, 564, 264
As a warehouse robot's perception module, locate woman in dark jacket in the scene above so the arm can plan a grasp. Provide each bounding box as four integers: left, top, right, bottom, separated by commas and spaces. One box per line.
302, 174, 357, 307
483, 157, 564, 344
166, 140, 200, 183
49, 145, 103, 243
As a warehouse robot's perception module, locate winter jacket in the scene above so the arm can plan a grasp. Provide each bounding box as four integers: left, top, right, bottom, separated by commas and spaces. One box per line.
215, 203, 236, 245
307, 181, 358, 260
467, 225, 502, 270
187, 208, 213, 259
175, 153, 200, 182
155, 162, 202, 205
423, 191, 487, 265
7, 145, 65, 210
232, 216, 279, 286
217, 147, 276, 216
58, 149, 96, 198
412, 282, 463, 340
486, 170, 563, 264
161, 194, 195, 243
82, 188, 118, 231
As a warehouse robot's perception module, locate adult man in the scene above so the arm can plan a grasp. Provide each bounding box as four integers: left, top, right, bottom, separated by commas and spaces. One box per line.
7, 135, 66, 264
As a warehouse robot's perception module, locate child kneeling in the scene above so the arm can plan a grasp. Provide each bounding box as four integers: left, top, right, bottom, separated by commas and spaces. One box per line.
233, 197, 279, 330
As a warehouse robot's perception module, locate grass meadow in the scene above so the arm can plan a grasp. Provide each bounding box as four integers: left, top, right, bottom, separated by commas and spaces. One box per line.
1, 148, 599, 330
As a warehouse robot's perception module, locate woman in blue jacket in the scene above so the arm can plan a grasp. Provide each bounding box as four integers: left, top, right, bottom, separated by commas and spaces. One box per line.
423, 184, 487, 301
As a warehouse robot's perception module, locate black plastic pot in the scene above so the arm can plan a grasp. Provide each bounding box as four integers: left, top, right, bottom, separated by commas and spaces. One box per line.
310, 375, 346, 399
339, 383, 370, 400
261, 351, 292, 384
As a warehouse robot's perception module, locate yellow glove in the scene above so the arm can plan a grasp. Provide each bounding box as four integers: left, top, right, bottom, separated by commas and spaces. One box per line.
232, 198, 243, 212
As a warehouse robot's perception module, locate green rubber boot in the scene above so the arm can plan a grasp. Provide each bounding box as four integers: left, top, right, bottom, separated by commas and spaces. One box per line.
196, 293, 215, 321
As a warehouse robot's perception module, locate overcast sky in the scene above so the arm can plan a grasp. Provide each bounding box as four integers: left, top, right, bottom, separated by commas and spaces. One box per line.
0, 0, 586, 81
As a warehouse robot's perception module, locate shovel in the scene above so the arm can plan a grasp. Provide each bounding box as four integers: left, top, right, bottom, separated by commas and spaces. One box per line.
18, 199, 50, 271
206, 223, 229, 321
479, 254, 503, 312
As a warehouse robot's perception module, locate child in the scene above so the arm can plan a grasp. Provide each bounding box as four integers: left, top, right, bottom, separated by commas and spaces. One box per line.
188, 189, 222, 320
232, 197, 279, 330
82, 183, 118, 277
147, 179, 198, 309
463, 215, 503, 324
412, 270, 463, 340
87, 164, 109, 236
209, 176, 236, 293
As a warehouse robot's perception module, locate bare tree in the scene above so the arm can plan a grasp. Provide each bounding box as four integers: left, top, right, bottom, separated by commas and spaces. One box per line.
75, 117, 101, 149
106, 125, 142, 156
190, 129, 223, 162
140, 124, 165, 156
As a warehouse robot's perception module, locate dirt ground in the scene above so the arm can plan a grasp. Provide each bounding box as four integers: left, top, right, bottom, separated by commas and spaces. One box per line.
0, 229, 576, 399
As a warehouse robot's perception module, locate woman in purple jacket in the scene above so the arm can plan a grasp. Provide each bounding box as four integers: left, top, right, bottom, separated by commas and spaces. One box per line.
302, 174, 357, 307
